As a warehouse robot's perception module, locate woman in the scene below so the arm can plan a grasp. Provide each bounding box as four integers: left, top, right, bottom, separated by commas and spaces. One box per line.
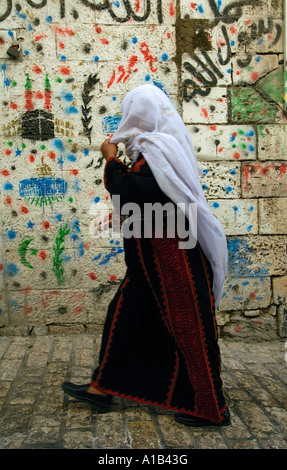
62, 84, 230, 427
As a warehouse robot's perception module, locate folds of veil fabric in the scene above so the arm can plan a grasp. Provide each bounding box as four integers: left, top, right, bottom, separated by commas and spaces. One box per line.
110, 84, 227, 308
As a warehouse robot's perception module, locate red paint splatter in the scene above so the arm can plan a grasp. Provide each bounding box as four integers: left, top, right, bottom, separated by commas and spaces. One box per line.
56, 27, 75, 36
107, 70, 116, 89
169, 1, 175, 16
167, 32, 171, 39
135, 0, 140, 12
0, 264, 3, 272
39, 250, 46, 260
235, 326, 242, 332
95, 26, 102, 34
20, 206, 29, 214
139, 42, 158, 72
70, 169, 79, 176
201, 107, 208, 118
29, 155, 35, 163
251, 292, 256, 300
59, 66, 71, 75
279, 163, 287, 176
230, 26, 236, 34
236, 71, 240, 75
210, 125, 217, 131
5, 149, 12, 155
0, 38, 5, 44
110, 275, 117, 281
1, 169, 10, 176
59, 42, 65, 49
233, 152, 241, 160
42, 221, 50, 229
48, 151, 56, 160
251, 72, 259, 81
5, 197, 12, 204
74, 306, 83, 315
89, 272, 97, 280
190, 2, 196, 8
218, 147, 224, 153
35, 91, 44, 99
100, 38, 109, 45
23, 286, 31, 295
245, 19, 251, 25
32, 64, 42, 74
10, 102, 18, 110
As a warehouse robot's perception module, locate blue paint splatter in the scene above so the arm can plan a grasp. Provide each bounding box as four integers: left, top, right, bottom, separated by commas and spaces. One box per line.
60, 55, 67, 60
161, 53, 168, 61
230, 40, 235, 46
5, 263, 19, 276
249, 206, 254, 212
145, 75, 151, 81
61, 91, 74, 102
7, 230, 16, 239
15, 10, 27, 19
202, 184, 208, 191
246, 130, 255, 137
132, 36, 138, 44
46, 16, 53, 22
248, 145, 255, 152
233, 206, 238, 211
198, 5, 204, 13
94, 196, 101, 203
212, 202, 220, 208
228, 238, 270, 277
67, 154, 77, 162
247, 225, 253, 232
66, 106, 78, 114
226, 186, 233, 192
93, 56, 99, 61
230, 169, 237, 175
24, 50, 29, 56
256, 56, 261, 62
4, 183, 13, 191
84, 148, 89, 156
27, 24, 33, 31
53, 139, 65, 151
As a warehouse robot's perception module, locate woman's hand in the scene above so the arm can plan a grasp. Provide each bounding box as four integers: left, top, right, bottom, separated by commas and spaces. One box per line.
101, 137, 118, 160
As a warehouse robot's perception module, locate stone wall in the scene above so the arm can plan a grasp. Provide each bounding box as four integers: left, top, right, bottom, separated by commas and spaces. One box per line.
0, 0, 286, 340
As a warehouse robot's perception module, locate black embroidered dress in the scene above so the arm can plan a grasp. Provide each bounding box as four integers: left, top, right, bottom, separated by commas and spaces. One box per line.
91, 154, 226, 423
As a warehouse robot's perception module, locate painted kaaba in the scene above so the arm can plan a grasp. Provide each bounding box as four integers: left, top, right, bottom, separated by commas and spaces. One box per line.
21, 73, 54, 141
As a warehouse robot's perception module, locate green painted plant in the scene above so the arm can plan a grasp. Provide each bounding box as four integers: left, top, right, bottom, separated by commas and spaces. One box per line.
52, 224, 70, 285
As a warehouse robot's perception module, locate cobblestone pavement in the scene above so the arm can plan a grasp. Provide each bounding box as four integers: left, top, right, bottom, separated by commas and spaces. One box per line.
0, 334, 287, 450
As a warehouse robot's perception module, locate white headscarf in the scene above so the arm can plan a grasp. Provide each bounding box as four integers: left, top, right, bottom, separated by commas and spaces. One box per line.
110, 84, 227, 308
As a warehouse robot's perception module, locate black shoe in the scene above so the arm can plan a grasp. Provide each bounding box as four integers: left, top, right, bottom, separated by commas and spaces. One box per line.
62, 382, 113, 412
174, 407, 231, 427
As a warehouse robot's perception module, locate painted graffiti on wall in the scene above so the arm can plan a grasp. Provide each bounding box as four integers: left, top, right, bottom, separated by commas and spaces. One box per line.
0, 0, 286, 337
0, 0, 172, 24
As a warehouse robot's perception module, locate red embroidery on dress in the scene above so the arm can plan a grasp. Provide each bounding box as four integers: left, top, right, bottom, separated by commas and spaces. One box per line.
151, 236, 222, 423
128, 155, 146, 173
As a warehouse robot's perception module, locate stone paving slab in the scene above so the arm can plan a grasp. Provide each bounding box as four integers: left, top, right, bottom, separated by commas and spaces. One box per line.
0, 335, 286, 450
